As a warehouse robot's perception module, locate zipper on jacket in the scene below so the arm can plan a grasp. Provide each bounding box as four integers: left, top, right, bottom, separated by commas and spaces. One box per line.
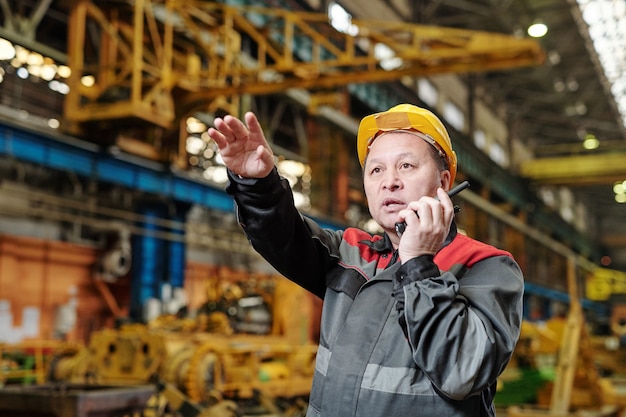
387, 249, 399, 268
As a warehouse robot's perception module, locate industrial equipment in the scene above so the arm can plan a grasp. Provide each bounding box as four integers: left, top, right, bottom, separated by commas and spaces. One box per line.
62, 0, 544, 167
507, 259, 626, 417
41, 326, 315, 415
0, 340, 70, 386
26, 275, 317, 416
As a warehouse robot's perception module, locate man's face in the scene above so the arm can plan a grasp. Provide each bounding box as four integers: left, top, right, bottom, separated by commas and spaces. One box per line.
363, 131, 451, 235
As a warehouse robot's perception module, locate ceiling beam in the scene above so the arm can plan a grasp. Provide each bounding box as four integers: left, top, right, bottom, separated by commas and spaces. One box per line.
519, 152, 626, 185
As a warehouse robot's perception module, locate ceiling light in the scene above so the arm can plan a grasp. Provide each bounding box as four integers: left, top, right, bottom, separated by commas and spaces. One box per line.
374, 43, 403, 71
49, 80, 70, 95
575, 101, 587, 115
278, 159, 307, 177
47, 118, 60, 129
81, 75, 95, 87
553, 79, 565, 92
0, 38, 15, 60
203, 147, 215, 160
328, 1, 359, 36
27, 65, 41, 77
547, 50, 561, 65
16, 67, 28, 79
582, 133, 599, 149
566, 78, 580, 91
40, 64, 57, 81
527, 22, 548, 38
15, 46, 29, 63
613, 179, 626, 204
186, 116, 206, 134
26, 52, 44, 66
57, 65, 71, 78
185, 136, 205, 155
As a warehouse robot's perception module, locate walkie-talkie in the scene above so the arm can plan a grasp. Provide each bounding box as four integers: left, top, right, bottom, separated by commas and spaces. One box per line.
394, 180, 470, 237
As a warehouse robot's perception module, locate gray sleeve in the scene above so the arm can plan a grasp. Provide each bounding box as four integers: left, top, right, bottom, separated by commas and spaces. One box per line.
226, 168, 342, 298
394, 255, 524, 400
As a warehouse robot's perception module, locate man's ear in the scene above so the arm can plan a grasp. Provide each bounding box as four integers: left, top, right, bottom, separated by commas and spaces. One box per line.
440, 170, 452, 191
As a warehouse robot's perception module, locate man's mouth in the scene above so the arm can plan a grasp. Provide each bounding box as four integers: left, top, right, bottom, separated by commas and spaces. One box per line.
382, 198, 405, 209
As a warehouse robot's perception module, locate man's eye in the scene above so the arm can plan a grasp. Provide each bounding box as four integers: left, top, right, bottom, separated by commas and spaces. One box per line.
400, 163, 413, 169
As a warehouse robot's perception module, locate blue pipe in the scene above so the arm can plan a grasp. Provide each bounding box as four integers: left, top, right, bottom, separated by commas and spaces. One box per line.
0, 121, 235, 212
523, 281, 609, 317
130, 202, 167, 321
167, 204, 188, 289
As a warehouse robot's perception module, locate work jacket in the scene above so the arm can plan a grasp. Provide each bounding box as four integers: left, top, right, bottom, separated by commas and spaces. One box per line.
226, 168, 524, 417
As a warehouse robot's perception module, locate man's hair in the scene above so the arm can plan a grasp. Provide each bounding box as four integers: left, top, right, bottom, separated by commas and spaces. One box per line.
429, 143, 450, 173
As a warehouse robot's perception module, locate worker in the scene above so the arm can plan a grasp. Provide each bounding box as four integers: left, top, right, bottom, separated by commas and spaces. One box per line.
208, 104, 524, 416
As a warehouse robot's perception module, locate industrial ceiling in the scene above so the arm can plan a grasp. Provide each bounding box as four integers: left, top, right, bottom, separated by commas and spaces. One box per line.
0, 0, 625, 270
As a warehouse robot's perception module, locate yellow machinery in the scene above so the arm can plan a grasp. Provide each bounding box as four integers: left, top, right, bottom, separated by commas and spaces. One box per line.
43, 276, 318, 416
586, 268, 626, 376
1, 276, 316, 416
63, 0, 544, 166
59, 326, 318, 404
46, 326, 316, 415
507, 258, 626, 417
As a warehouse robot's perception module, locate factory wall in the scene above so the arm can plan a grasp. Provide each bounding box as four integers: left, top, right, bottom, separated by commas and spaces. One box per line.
0, 234, 204, 343
0, 235, 100, 343
0, 234, 318, 345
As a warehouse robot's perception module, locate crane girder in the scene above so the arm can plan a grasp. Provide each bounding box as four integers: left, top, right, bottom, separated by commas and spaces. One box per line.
64, 0, 545, 128
519, 152, 626, 185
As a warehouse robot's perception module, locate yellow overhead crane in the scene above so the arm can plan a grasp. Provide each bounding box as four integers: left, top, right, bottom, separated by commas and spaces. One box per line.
519, 153, 626, 186
63, 0, 544, 163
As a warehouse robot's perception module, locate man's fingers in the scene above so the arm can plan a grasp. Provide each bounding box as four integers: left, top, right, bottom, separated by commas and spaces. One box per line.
212, 117, 237, 140
213, 113, 264, 146
224, 114, 250, 139
208, 127, 227, 149
244, 112, 263, 137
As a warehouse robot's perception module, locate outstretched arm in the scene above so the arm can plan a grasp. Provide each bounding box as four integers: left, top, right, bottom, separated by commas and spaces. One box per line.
211, 112, 339, 297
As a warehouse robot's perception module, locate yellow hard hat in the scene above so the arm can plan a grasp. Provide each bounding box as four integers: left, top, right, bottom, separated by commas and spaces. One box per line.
357, 104, 457, 183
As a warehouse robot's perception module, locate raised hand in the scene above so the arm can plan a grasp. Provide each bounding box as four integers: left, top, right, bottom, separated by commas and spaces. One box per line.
208, 112, 275, 179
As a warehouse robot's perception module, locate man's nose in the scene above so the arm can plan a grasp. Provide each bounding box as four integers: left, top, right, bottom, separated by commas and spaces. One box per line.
382, 170, 401, 190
